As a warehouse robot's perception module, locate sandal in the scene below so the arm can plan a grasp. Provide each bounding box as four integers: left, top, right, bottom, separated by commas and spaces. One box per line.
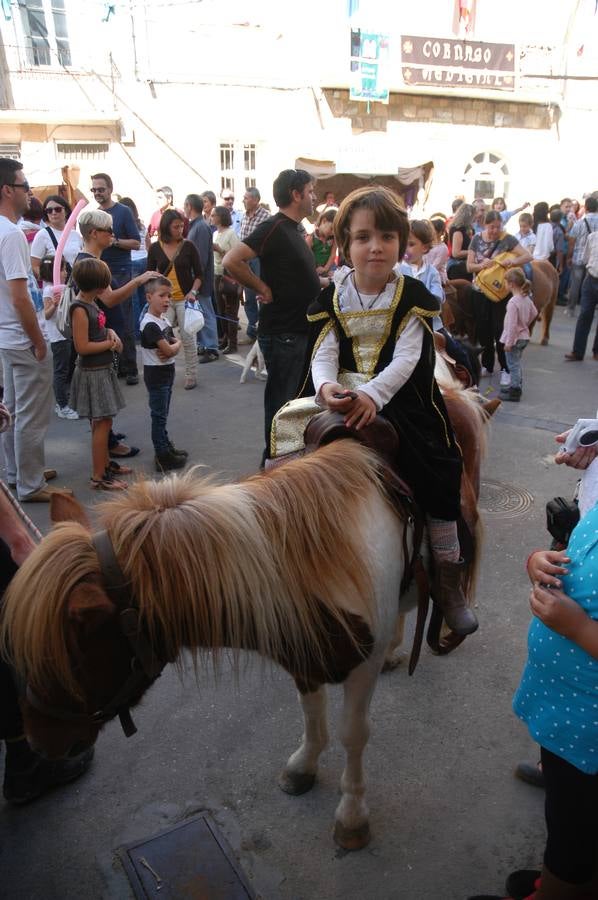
109, 444, 140, 459
107, 460, 133, 475
113, 432, 127, 441
90, 471, 128, 491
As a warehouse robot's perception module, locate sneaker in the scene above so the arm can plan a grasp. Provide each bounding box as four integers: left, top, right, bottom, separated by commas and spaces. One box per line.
199, 350, 219, 364
499, 370, 511, 387
56, 405, 79, 420
125, 374, 139, 386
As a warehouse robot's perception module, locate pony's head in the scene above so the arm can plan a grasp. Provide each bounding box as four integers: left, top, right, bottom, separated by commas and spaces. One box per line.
0, 494, 160, 758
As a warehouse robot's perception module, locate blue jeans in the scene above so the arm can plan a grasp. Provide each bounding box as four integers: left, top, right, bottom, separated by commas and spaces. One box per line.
110, 265, 137, 376
145, 376, 173, 454
244, 257, 260, 338
572, 273, 598, 359
258, 331, 309, 460
505, 339, 528, 389
131, 256, 148, 339
196, 293, 218, 353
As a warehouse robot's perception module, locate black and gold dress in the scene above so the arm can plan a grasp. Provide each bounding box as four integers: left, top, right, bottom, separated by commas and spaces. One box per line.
271, 272, 462, 521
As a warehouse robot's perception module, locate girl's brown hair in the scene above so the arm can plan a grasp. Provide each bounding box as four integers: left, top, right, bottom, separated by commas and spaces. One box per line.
334, 186, 409, 264
504, 266, 531, 295
72, 257, 112, 293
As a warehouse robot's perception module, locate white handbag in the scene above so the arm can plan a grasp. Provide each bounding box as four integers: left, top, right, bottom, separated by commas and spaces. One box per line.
183, 300, 205, 335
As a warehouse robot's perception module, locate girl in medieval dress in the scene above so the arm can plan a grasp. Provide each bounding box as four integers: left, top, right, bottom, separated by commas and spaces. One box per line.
305, 186, 477, 636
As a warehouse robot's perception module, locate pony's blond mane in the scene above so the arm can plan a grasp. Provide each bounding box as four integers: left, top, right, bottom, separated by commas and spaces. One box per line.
1, 442, 389, 697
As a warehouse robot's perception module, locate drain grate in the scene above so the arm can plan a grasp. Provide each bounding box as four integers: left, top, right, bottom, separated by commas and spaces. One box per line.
479, 479, 534, 517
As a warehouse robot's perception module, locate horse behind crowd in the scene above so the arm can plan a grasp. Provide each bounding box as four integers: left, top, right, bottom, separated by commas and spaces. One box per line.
1, 392, 490, 850
446, 260, 559, 346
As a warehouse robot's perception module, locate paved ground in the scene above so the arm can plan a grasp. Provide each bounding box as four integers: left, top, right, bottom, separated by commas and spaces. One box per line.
1, 308, 596, 900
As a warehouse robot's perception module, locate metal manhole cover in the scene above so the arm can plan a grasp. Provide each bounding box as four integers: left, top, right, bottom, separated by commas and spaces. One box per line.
479, 479, 534, 517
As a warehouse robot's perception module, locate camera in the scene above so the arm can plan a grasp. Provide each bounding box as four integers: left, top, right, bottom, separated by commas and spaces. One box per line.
563, 418, 598, 454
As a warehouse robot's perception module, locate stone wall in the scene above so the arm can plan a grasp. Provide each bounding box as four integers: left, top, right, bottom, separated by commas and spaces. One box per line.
322, 88, 553, 133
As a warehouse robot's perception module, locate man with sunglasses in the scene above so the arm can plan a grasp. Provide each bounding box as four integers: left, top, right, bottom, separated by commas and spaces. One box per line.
91, 173, 141, 385
0, 159, 65, 502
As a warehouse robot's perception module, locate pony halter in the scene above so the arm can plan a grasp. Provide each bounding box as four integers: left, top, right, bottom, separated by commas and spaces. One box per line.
26, 530, 167, 738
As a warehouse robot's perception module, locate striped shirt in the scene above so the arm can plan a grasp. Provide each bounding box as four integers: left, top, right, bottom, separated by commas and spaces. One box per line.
584, 231, 598, 278
239, 206, 271, 241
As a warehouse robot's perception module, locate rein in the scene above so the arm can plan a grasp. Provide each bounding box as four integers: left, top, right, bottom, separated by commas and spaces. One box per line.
26, 530, 167, 739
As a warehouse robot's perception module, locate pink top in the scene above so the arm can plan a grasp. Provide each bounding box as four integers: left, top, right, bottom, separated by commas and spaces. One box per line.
425, 243, 448, 284
500, 292, 537, 347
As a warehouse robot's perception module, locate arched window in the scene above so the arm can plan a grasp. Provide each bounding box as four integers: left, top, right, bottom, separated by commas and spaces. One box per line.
463, 152, 510, 202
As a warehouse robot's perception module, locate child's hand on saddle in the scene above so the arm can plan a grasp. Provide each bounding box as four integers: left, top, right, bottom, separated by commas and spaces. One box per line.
529, 583, 586, 641
527, 549, 570, 587
343, 391, 377, 431
320, 383, 355, 412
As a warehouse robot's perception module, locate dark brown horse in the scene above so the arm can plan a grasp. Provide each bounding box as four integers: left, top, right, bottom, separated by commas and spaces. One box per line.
445, 260, 559, 346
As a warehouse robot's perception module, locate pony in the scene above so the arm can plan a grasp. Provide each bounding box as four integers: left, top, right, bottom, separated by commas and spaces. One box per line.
445, 260, 558, 346
1, 394, 491, 851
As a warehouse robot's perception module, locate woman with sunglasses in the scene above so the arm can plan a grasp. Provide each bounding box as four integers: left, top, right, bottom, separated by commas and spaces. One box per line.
73, 209, 159, 460
30, 195, 82, 281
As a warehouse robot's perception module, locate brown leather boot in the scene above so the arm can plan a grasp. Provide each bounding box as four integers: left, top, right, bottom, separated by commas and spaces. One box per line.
432, 558, 478, 636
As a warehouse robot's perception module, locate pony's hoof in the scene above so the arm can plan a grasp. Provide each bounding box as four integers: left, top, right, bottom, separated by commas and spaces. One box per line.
541, 338, 549, 346
278, 770, 316, 795
333, 820, 371, 850
382, 651, 407, 672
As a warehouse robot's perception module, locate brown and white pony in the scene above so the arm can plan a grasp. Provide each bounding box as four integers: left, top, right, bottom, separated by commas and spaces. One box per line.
1, 393, 491, 851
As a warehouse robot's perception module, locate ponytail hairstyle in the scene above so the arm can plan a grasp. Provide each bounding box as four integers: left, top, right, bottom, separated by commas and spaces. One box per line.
505, 266, 531, 295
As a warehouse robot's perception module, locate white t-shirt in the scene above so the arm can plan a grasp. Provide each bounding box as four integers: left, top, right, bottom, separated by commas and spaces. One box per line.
533, 222, 554, 261
42, 284, 65, 343
30, 226, 82, 266
0, 214, 36, 350
213, 227, 239, 275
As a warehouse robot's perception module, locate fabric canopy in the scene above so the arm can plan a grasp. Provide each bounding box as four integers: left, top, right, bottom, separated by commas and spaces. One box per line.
295, 158, 434, 208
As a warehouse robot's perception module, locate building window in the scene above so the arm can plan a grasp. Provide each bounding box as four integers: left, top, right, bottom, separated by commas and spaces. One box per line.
55, 142, 109, 162
0, 144, 21, 160
244, 144, 256, 189
18, 0, 71, 68
220, 142, 235, 192
220, 141, 258, 195
463, 151, 509, 202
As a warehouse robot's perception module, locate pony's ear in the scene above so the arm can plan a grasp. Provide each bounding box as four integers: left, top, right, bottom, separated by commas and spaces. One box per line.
50, 493, 91, 529
67, 583, 116, 635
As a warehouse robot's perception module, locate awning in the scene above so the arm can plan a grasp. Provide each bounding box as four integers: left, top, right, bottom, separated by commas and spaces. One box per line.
295, 157, 434, 207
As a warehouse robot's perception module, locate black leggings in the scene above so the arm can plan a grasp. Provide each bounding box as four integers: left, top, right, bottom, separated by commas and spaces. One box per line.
472, 290, 508, 373
541, 746, 598, 884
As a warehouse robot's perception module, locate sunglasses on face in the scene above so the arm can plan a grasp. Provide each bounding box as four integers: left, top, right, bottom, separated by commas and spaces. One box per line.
95, 227, 113, 234
90, 187, 107, 193
45, 206, 64, 213
6, 180, 30, 192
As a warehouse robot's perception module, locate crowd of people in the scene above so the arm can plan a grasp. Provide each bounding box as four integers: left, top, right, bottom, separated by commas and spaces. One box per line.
2, 156, 598, 501
1, 158, 597, 898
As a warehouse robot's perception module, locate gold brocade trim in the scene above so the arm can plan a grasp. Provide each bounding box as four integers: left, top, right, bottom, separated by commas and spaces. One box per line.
293, 319, 336, 415
395, 305, 437, 340
332, 277, 405, 379
307, 310, 330, 322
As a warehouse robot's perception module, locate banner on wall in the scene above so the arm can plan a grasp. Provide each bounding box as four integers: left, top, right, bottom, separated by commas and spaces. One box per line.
401, 34, 516, 91
349, 29, 390, 104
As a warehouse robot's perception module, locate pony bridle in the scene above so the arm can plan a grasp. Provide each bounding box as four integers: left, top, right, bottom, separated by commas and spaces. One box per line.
26, 530, 166, 739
